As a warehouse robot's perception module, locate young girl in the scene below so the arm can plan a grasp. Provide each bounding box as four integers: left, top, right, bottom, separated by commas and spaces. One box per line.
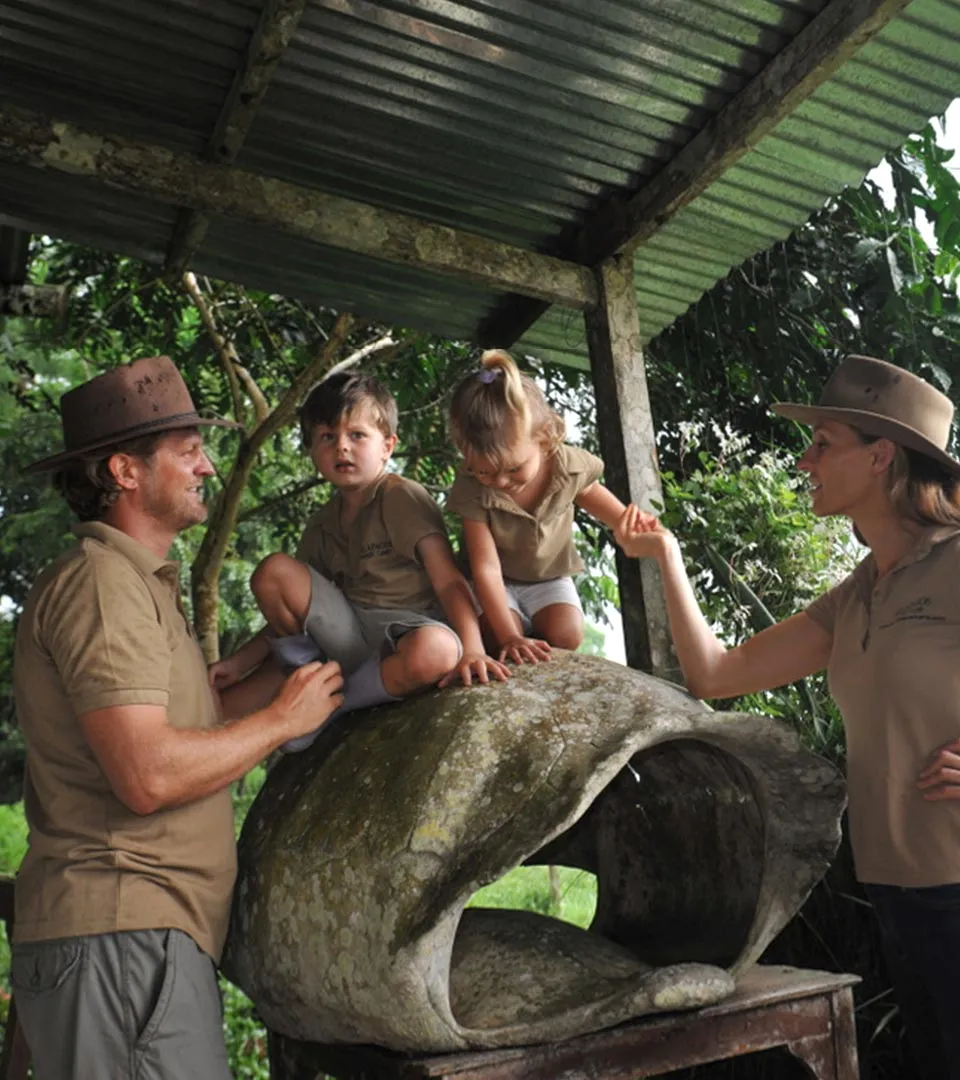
447, 349, 628, 664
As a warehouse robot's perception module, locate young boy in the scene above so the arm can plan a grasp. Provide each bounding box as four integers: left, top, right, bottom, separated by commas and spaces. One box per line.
210, 371, 508, 750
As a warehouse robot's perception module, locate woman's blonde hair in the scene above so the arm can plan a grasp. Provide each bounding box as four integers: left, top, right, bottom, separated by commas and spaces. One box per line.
449, 349, 565, 465
858, 429, 960, 528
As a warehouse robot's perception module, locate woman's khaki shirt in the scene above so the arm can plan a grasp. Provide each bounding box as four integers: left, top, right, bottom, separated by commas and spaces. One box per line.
807, 526, 960, 887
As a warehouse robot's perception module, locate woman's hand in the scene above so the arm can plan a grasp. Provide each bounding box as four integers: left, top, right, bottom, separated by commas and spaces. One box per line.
498, 635, 553, 665
438, 651, 511, 688
918, 737, 960, 800
614, 504, 671, 560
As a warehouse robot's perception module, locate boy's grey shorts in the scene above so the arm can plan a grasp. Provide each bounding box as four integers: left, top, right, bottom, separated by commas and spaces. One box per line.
304, 567, 462, 675
503, 576, 582, 632
11, 928, 231, 1080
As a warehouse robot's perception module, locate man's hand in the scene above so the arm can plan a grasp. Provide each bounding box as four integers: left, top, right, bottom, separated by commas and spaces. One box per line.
498, 635, 552, 665
437, 651, 510, 688
918, 737, 960, 800
614, 504, 670, 560
269, 661, 344, 739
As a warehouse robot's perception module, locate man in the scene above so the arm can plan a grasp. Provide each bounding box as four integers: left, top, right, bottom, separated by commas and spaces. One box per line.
11, 355, 343, 1079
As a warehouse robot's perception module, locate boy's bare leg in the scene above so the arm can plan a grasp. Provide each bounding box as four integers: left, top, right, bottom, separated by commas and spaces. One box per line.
218, 659, 286, 721
381, 626, 461, 697
251, 553, 312, 636
531, 603, 584, 651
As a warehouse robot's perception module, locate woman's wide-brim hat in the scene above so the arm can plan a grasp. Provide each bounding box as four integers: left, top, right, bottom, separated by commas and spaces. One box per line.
26, 355, 240, 474
771, 354, 960, 477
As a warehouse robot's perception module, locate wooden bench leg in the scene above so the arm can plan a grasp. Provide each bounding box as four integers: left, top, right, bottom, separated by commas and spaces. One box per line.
786, 988, 859, 1080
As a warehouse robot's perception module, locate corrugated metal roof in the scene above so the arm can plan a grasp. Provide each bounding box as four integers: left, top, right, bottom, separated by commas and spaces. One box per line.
521, 0, 960, 363
2, 0, 960, 366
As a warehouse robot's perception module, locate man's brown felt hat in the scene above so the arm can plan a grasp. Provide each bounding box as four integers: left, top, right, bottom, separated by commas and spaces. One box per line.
26, 355, 240, 474
771, 354, 960, 477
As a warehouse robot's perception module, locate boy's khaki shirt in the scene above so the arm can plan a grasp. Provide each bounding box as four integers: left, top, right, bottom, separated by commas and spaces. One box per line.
446, 444, 604, 582
13, 522, 237, 960
806, 526, 960, 887
297, 473, 446, 611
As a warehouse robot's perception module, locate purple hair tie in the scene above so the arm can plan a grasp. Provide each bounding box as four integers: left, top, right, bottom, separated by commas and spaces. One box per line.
477, 368, 502, 384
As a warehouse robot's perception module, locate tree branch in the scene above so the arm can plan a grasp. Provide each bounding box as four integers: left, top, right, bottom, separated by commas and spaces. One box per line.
182, 271, 244, 425
182, 271, 270, 425
190, 311, 355, 661
323, 333, 397, 380
236, 475, 327, 523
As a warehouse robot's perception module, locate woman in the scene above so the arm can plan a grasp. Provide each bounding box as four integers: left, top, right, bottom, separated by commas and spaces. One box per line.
616, 354, 960, 1080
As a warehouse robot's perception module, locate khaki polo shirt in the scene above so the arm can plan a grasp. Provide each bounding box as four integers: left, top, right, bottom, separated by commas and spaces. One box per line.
13, 522, 237, 959
297, 473, 446, 611
446, 444, 604, 583
807, 527, 960, 887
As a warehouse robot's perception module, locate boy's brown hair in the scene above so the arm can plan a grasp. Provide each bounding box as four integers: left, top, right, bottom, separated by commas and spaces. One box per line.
300, 372, 398, 448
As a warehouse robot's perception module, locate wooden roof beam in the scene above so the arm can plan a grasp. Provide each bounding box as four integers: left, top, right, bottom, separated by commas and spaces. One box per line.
0, 103, 597, 310
482, 0, 914, 348
164, 0, 309, 278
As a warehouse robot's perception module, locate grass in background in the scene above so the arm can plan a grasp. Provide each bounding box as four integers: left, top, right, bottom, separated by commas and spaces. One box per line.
468, 865, 597, 928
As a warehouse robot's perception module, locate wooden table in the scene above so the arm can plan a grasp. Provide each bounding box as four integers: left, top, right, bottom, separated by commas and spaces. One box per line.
268, 966, 860, 1080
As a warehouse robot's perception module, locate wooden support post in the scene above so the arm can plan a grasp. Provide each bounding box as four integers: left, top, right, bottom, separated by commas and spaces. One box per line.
584, 256, 676, 681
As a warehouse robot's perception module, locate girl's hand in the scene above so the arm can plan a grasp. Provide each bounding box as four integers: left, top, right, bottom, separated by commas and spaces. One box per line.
918, 737, 960, 800
614, 504, 670, 560
208, 654, 246, 692
499, 635, 552, 665
438, 651, 511, 688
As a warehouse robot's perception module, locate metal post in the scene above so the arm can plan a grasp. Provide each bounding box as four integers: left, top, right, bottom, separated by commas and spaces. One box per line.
584, 255, 678, 681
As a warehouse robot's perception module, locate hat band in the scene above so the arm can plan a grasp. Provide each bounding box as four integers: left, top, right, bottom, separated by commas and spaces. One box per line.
65, 409, 204, 453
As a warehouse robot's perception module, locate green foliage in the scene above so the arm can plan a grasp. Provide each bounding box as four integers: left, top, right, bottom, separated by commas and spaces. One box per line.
0, 802, 27, 875
658, 422, 854, 757
221, 976, 270, 1079
0, 802, 28, 994
577, 622, 606, 657
232, 766, 268, 837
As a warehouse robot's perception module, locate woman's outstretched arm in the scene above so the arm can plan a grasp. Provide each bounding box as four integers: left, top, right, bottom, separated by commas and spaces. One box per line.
615, 505, 831, 699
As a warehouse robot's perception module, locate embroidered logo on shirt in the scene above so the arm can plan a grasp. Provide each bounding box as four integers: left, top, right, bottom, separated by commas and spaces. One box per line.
878, 596, 946, 629
361, 540, 393, 560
